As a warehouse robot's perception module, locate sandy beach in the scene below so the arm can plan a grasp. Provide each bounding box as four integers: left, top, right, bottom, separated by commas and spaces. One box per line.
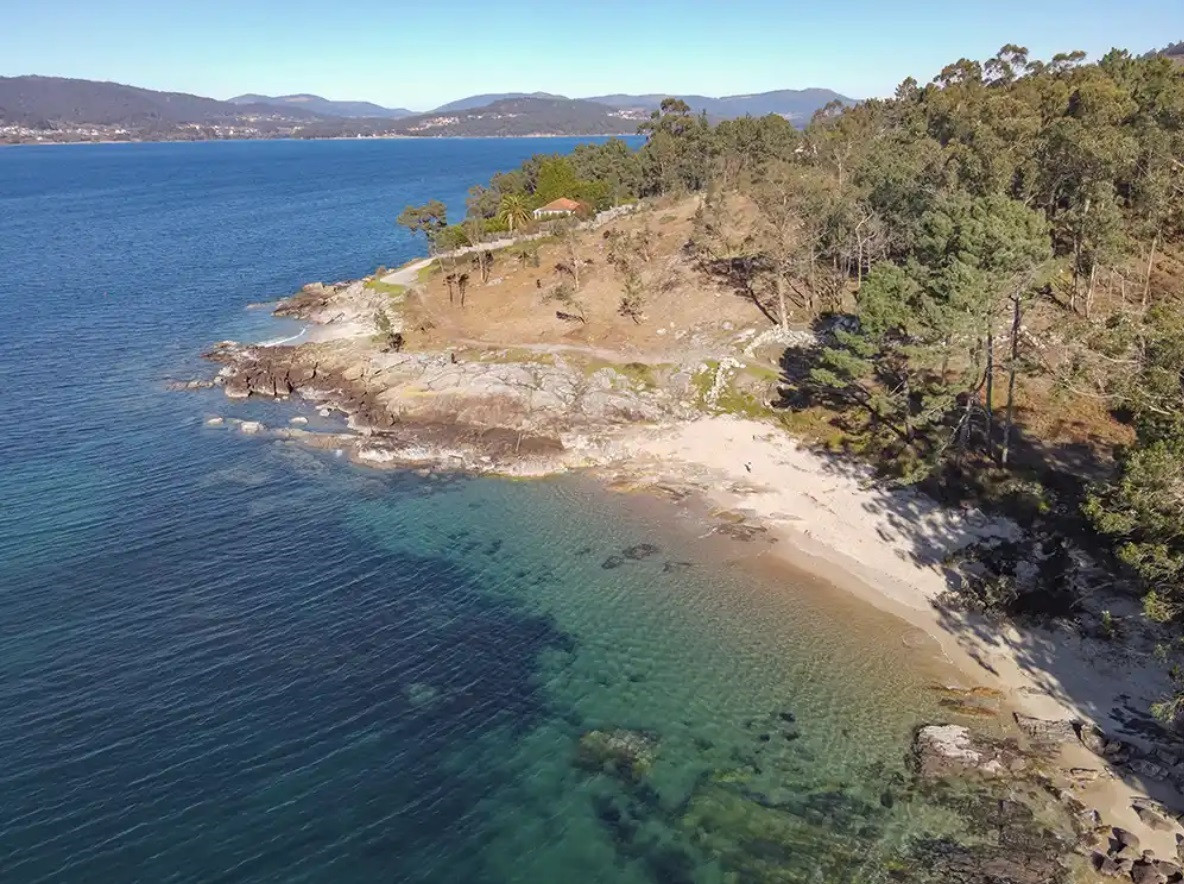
603, 414, 1184, 856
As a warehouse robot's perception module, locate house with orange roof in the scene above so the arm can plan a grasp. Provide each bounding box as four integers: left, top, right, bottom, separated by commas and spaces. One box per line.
532, 197, 583, 220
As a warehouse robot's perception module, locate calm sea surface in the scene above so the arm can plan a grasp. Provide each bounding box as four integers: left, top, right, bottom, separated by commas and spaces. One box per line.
2, 138, 965, 882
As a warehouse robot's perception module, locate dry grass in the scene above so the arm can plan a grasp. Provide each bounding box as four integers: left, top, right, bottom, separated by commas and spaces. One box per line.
402, 197, 771, 357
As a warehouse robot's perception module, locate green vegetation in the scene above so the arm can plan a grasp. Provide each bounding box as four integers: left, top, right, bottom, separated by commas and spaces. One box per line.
396, 200, 449, 270
362, 278, 407, 298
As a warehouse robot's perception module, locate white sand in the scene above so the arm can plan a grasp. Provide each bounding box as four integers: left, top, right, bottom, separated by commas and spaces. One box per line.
611, 415, 1183, 853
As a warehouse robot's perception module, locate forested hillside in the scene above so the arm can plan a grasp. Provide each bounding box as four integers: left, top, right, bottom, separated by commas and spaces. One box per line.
413, 43, 1184, 719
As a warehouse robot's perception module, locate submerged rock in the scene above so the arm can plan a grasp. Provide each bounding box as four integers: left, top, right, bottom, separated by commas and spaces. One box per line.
622, 543, 659, 560
576, 728, 659, 783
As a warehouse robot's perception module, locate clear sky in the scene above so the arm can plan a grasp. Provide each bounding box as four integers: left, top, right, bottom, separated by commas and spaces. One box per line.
3, 0, 1182, 110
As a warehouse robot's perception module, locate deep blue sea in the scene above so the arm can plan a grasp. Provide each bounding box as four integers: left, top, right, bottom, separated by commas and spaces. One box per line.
1, 138, 962, 883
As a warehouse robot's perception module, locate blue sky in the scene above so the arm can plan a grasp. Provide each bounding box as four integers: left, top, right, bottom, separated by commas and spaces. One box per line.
3, 1, 1182, 110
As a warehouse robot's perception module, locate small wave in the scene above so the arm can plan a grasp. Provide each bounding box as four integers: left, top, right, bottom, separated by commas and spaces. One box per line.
259, 327, 308, 347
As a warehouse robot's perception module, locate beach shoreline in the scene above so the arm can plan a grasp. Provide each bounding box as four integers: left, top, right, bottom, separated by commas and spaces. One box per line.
192, 221, 1184, 869
593, 415, 1184, 858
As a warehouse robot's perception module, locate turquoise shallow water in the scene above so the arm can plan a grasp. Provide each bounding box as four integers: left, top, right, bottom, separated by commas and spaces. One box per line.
1, 139, 987, 882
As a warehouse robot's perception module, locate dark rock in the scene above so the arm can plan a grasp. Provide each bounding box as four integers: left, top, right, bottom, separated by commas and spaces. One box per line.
1093, 851, 1125, 876
1113, 827, 1143, 853
601, 555, 625, 570
1131, 859, 1167, 883
1136, 804, 1176, 831
1154, 859, 1183, 878
1131, 758, 1170, 781
622, 543, 659, 560
661, 560, 693, 574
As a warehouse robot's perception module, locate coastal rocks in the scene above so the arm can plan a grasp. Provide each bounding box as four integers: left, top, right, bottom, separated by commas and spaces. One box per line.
1131, 758, 1170, 781
166, 378, 215, 390
576, 728, 659, 783
902, 790, 1076, 883
238, 421, 263, 434
912, 724, 1027, 779
1014, 712, 1078, 748
601, 544, 662, 570
1090, 824, 1184, 883
1133, 799, 1178, 832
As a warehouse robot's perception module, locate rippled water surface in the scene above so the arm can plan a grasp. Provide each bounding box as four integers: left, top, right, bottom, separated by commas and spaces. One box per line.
3, 140, 969, 882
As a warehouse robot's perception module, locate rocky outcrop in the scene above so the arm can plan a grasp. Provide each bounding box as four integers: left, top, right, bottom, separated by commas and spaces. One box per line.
912, 724, 1027, 779
272, 279, 377, 324
1090, 823, 1184, 882
1014, 713, 1078, 748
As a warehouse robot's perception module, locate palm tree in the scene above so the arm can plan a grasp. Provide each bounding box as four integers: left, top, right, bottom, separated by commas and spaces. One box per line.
498, 193, 532, 236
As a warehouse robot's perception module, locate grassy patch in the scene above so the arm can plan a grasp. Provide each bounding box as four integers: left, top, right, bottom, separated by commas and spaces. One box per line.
578, 358, 671, 390
416, 263, 438, 283
620, 361, 658, 389
741, 362, 781, 384
777, 406, 849, 449
363, 279, 407, 297
478, 348, 556, 366
691, 361, 719, 401
715, 388, 775, 420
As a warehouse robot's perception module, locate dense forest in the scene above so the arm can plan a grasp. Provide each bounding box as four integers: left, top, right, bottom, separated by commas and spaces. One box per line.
403, 43, 1184, 718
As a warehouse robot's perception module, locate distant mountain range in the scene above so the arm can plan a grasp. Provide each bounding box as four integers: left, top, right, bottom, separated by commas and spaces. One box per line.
428, 89, 848, 123
429, 92, 567, 113
582, 89, 849, 123
228, 93, 414, 119
0, 76, 853, 144
400, 96, 639, 137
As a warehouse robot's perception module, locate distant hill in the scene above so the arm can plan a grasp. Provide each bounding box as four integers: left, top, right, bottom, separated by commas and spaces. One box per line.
430, 92, 568, 113
584, 88, 852, 123
229, 93, 413, 119
396, 96, 636, 137
0, 75, 326, 128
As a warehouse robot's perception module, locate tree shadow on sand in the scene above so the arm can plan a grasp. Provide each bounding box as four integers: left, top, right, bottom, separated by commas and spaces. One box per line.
769, 332, 1184, 818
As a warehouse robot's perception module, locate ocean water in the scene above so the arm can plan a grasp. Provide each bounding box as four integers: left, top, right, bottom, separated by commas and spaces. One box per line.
2, 139, 975, 882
